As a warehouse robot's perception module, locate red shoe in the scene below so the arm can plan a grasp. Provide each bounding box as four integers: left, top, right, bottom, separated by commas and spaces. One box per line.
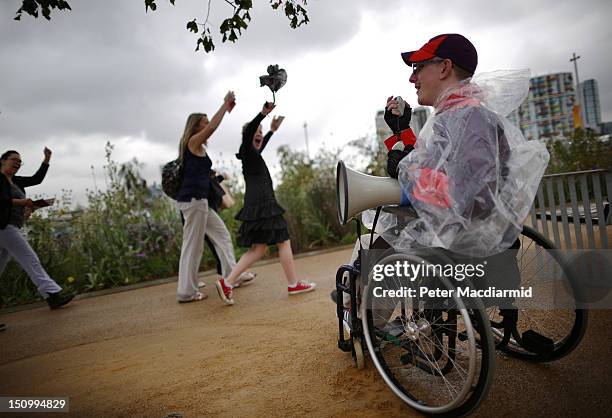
215, 279, 235, 305
288, 280, 317, 295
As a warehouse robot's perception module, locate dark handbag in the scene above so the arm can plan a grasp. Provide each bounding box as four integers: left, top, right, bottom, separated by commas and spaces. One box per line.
208, 175, 225, 211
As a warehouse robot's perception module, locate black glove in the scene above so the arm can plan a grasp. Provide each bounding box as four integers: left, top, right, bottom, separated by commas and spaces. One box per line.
384, 99, 412, 134
386, 145, 414, 179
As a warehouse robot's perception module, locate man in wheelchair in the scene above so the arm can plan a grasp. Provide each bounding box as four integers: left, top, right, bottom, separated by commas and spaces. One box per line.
330, 34, 590, 417
332, 33, 548, 312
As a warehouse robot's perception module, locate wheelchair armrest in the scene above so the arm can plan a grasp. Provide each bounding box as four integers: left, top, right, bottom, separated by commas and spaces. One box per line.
381, 205, 419, 229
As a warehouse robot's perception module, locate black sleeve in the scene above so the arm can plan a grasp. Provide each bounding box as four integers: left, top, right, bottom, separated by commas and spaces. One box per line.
0, 197, 10, 210
387, 148, 412, 179
14, 163, 49, 189
242, 112, 266, 151
259, 131, 273, 153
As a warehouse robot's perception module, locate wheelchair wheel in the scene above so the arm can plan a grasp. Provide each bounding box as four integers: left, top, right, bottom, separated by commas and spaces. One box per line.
361, 252, 495, 416
487, 226, 588, 362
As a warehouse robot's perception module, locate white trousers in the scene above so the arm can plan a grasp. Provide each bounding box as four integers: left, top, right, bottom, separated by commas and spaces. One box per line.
0, 225, 62, 298
177, 199, 236, 301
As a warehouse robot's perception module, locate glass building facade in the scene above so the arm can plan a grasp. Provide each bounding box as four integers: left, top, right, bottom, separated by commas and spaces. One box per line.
509, 72, 576, 140
579, 79, 601, 129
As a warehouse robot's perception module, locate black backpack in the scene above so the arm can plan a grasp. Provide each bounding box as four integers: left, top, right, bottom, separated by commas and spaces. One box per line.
161, 158, 183, 200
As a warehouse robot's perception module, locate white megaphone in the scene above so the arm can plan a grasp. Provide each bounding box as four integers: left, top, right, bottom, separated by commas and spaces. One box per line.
336, 160, 402, 225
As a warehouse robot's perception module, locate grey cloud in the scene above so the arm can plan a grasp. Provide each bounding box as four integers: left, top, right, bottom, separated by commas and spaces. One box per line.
0, 0, 380, 151
1, 0, 216, 145
1, 0, 611, 207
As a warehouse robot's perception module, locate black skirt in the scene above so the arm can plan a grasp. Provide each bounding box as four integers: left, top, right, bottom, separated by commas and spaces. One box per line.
235, 199, 290, 247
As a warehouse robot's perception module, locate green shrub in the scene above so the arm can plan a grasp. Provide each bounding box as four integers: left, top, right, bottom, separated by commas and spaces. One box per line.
0, 140, 360, 307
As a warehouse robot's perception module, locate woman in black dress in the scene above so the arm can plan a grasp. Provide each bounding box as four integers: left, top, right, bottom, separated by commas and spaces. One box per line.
215, 102, 316, 305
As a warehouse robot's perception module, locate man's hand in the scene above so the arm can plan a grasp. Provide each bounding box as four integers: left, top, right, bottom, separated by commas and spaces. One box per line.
261, 101, 275, 116
270, 116, 285, 132
386, 145, 414, 179
384, 96, 412, 135
43, 147, 52, 164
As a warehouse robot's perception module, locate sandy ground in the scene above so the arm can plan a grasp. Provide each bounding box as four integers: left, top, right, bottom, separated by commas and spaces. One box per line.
0, 247, 611, 418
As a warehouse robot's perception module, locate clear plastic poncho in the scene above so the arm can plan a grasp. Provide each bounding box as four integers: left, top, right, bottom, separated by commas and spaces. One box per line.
366, 70, 549, 257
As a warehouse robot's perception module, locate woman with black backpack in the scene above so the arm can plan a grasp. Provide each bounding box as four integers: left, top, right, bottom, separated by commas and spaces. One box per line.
174, 91, 241, 303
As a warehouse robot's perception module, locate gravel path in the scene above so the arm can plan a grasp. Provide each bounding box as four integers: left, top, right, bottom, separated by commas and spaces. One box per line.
0, 248, 610, 417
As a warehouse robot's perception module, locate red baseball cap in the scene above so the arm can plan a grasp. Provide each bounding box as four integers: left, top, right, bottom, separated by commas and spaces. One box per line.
401, 34, 478, 75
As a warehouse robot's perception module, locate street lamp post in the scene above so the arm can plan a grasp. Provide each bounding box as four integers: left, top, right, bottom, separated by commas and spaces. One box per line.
570, 52, 586, 128
303, 121, 310, 159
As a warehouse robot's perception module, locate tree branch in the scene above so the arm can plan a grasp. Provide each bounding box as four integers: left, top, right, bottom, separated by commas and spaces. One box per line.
14, 0, 309, 53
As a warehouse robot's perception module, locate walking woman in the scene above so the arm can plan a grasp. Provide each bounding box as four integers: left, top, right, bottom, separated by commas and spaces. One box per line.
215, 102, 316, 305
0, 148, 74, 309
176, 91, 241, 303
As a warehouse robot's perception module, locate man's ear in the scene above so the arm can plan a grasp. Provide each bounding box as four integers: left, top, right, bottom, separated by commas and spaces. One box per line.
438, 59, 453, 80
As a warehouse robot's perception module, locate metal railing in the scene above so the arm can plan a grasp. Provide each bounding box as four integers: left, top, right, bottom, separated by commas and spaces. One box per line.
528, 169, 611, 249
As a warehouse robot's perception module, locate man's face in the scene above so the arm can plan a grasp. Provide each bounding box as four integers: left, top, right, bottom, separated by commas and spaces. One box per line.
409, 58, 445, 106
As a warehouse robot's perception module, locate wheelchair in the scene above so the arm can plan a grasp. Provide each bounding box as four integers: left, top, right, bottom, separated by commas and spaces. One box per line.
335, 205, 589, 416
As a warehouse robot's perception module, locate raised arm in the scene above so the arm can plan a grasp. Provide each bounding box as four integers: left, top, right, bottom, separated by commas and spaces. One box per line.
260, 131, 273, 153
189, 91, 235, 150
260, 115, 284, 153
14, 147, 51, 188
241, 102, 275, 151
242, 113, 266, 149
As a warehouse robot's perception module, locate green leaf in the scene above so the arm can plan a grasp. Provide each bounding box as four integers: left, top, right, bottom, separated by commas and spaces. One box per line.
144, 0, 157, 13
285, 2, 295, 17
238, 16, 248, 29
220, 19, 230, 33
186, 19, 198, 33
203, 35, 215, 52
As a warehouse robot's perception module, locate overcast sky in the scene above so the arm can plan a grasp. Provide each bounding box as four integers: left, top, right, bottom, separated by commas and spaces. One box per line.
1, 0, 611, 205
